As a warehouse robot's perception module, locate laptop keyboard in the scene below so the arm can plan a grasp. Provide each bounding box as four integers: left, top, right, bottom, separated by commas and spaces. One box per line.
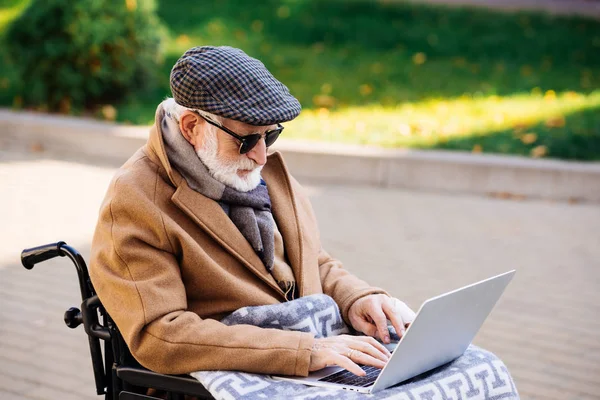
318, 365, 381, 387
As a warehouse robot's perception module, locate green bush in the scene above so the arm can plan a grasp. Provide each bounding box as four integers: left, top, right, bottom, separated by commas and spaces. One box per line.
4, 0, 165, 113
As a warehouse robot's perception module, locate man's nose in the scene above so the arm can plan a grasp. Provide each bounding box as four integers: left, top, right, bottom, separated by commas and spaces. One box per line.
245, 137, 267, 166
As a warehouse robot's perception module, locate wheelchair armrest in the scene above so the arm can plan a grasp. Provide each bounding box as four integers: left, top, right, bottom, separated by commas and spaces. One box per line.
116, 366, 214, 398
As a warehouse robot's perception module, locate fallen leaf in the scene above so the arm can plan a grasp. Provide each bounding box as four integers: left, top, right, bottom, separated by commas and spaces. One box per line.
251, 20, 264, 33
317, 108, 329, 118
545, 116, 565, 128
359, 84, 373, 96
544, 90, 556, 101
453, 57, 467, 67
59, 97, 71, 114
312, 95, 336, 108
370, 63, 384, 74
126, 0, 137, 11
520, 133, 537, 144
312, 42, 325, 54
273, 55, 285, 66
207, 21, 225, 35
520, 65, 533, 76
102, 105, 117, 121
530, 145, 547, 158
29, 142, 44, 153
489, 191, 527, 201
176, 35, 190, 45
277, 6, 290, 18
321, 83, 332, 94
234, 30, 247, 41
490, 191, 512, 199
412, 52, 427, 65
513, 122, 529, 132
260, 43, 272, 54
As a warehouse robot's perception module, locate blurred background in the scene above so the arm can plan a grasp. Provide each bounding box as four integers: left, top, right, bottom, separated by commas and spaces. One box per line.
0, 0, 599, 399
1, 0, 599, 159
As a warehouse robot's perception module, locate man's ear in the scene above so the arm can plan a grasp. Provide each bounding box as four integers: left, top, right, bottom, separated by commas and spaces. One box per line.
179, 110, 202, 147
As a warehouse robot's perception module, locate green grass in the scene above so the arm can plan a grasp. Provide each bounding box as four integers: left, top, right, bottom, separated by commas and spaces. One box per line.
1, 0, 600, 160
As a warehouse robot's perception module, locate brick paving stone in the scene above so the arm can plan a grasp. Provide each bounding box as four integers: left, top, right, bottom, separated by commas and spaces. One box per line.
515, 379, 596, 400
0, 345, 89, 380
509, 364, 599, 398
0, 390, 37, 400
0, 373, 38, 396
0, 353, 94, 399
1, 151, 599, 399
24, 385, 95, 400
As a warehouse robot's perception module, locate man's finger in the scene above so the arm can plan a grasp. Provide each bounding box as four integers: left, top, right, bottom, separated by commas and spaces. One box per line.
331, 352, 365, 376
351, 350, 387, 369
350, 318, 378, 338
352, 335, 392, 358
382, 299, 406, 338
369, 307, 391, 344
350, 340, 390, 362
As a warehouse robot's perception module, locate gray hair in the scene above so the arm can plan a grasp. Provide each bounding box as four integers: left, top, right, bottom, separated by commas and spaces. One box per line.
162, 97, 222, 125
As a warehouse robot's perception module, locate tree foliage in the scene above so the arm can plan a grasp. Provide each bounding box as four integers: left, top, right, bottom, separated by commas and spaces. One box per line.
5, 0, 165, 112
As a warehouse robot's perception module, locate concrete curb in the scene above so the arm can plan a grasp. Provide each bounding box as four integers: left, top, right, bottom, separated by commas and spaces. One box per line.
2, 108, 599, 202
406, 0, 600, 19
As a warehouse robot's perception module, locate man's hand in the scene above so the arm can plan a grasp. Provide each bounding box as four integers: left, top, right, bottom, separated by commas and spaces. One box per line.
348, 294, 416, 344
309, 335, 391, 376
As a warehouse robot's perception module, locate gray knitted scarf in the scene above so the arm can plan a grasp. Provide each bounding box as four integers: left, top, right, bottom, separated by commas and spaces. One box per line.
161, 114, 275, 272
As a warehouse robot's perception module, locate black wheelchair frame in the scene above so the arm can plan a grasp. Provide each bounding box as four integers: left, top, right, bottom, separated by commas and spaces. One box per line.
21, 241, 215, 400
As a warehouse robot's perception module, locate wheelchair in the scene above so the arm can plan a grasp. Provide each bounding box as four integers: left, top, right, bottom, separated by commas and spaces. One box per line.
21, 241, 216, 400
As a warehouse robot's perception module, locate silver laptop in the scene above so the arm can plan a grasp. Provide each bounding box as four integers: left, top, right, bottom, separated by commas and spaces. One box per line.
274, 270, 515, 394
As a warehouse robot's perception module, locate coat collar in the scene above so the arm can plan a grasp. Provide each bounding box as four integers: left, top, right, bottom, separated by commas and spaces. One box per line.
145, 104, 307, 299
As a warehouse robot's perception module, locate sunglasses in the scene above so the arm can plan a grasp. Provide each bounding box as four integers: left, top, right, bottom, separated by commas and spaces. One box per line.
195, 112, 284, 154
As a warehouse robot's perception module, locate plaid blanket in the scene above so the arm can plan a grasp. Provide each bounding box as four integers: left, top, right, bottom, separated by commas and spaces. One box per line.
191, 294, 519, 399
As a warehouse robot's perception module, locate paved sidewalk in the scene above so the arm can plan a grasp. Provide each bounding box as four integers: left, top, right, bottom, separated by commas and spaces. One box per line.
0, 151, 599, 399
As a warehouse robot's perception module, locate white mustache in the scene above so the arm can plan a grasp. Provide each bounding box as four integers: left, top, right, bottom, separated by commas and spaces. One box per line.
235, 157, 260, 171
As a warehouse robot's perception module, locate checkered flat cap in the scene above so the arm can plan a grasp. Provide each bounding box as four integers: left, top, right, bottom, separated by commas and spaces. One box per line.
170, 46, 301, 125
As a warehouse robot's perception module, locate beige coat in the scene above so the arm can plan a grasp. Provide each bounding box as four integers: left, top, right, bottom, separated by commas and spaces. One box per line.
90, 106, 385, 376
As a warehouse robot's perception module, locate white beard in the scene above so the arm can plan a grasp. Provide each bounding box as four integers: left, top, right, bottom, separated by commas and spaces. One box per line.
196, 128, 263, 192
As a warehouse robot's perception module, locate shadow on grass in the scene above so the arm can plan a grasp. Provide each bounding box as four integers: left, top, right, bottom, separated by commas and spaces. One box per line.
3, 0, 600, 112
422, 105, 600, 161
1, 0, 599, 160
155, 0, 600, 104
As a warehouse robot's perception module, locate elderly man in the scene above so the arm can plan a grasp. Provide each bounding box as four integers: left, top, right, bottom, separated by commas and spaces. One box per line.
90, 46, 414, 380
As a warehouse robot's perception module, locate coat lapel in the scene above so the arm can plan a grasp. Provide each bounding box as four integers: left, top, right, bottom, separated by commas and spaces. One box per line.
146, 105, 285, 298
262, 152, 306, 296
171, 181, 285, 297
